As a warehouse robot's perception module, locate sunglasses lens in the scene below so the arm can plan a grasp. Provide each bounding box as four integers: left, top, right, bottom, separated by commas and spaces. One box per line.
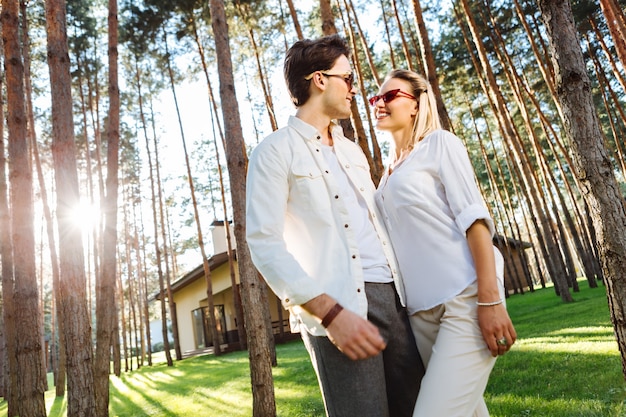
383, 90, 400, 103
369, 90, 401, 106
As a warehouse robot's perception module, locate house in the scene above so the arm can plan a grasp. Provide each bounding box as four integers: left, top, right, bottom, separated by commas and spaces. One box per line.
158, 220, 296, 357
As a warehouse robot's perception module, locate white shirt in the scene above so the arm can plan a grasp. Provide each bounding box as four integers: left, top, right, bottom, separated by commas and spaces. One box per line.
321, 145, 392, 283
375, 129, 503, 314
246, 116, 403, 336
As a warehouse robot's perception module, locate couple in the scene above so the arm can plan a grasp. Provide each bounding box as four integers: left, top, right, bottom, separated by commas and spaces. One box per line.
245, 34, 516, 417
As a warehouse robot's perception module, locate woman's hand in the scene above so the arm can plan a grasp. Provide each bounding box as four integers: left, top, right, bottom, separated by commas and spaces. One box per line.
478, 303, 517, 357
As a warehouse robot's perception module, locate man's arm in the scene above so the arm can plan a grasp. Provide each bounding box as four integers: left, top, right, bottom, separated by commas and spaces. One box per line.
303, 294, 386, 360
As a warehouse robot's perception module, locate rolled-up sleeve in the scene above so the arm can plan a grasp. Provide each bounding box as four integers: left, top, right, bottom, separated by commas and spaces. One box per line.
437, 132, 495, 236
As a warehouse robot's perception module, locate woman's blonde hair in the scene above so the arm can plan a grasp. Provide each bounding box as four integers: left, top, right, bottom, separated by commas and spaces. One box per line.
385, 69, 442, 151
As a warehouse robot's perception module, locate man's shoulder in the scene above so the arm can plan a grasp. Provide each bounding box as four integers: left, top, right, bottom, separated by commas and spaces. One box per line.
249, 125, 305, 166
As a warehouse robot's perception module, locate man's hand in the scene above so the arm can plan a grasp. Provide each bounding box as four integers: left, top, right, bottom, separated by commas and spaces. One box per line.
303, 294, 386, 360
325, 308, 386, 360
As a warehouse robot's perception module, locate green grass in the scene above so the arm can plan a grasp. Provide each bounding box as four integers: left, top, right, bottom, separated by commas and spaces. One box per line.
486, 283, 626, 416
1, 282, 625, 416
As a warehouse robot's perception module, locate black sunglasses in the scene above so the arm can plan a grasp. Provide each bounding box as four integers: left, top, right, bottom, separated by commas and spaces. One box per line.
305, 70, 355, 89
368, 89, 417, 106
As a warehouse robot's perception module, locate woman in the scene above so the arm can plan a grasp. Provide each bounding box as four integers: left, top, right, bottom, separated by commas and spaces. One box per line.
371, 69, 516, 416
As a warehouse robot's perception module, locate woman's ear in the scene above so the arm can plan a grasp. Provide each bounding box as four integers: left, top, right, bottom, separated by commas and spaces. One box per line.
410, 100, 419, 117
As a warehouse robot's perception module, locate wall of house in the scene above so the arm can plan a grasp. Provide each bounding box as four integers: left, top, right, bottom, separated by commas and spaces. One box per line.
172, 260, 293, 354
171, 263, 236, 353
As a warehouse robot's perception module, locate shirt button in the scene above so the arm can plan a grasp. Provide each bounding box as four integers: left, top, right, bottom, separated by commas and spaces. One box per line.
344, 224, 349, 228
335, 195, 339, 199
382, 241, 387, 245
285, 298, 290, 303
325, 170, 329, 174
360, 187, 364, 191
345, 164, 350, 168
316, 149, 320, 152
316, 135, 321, 140
352, 255, 357, 259
357, 288, 361, 293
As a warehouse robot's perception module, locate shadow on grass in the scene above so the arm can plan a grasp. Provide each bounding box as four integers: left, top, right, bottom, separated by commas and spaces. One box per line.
109, 349, 273, 416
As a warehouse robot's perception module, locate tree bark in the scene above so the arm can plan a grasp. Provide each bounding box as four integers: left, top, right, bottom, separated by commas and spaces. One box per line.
209, 0, 277, 415
45, 0, 97, 414
537, 0, 626, 377
94, 0, 120, 414
3, 0, 46, 414
0, 30, 18, 417
599, 0, 626, 71
411, 0, 452, 130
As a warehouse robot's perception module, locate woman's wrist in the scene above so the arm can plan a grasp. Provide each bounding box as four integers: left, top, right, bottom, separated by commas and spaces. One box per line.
476, 299, 504, 307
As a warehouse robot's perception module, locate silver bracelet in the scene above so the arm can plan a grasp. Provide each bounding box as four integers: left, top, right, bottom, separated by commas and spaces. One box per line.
476, 299, 504, 306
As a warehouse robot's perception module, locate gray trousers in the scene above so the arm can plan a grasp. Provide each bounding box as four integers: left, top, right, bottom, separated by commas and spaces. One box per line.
301, 282, 424, 417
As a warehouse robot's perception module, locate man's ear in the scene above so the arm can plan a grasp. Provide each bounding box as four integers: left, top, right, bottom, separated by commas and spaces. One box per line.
311, 72, 327, 91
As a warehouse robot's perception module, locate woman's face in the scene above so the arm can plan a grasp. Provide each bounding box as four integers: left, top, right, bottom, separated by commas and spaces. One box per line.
371, 78, 418, 134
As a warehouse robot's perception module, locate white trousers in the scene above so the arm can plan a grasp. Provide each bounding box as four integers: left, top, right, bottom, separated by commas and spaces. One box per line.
410, 282, 499, 417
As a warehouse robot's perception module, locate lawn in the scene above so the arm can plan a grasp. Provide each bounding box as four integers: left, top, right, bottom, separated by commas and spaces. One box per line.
1, 281, 626, 416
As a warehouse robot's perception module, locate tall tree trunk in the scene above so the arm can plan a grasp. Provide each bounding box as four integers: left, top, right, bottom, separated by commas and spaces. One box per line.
343, 0, 380, 84
410, 0, 452, 130
209, 0, 276, 415
19, 0, 50, 390
186, 12, 247, 349
3, 0, 46, 414
161, 30, 214, 358
589, 16, 626, 97
390, 0, 414, 71
143, 91, 172, 367
456, 0, 572, 301
537, 0, 626, 377
45, 0, 97, 414
20, 0, 66, 397
284, 0, 303, 39
234, 4, 278, 132
320, 0, 355, 140
337, 4, 381, 183
0, 36, 18, 417
134, 201, 152, 366
95, 0, 120, 414
599, 0, 626, 71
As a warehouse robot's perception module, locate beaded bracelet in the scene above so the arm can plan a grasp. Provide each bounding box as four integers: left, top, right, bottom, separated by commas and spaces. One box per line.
321, 303, 344, 328
476, 299, 504, 306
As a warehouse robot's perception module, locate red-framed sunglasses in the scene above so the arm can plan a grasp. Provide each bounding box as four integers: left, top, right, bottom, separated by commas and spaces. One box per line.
368, 89, 417, 107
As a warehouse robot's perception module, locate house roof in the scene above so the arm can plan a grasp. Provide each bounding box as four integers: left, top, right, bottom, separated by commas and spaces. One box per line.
152, 250, 234, 300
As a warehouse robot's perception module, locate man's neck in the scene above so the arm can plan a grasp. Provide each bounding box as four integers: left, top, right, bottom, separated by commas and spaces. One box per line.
295, 105, 333, 146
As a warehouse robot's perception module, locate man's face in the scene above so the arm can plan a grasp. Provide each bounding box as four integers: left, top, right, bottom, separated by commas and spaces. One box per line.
319, 55, 356, 119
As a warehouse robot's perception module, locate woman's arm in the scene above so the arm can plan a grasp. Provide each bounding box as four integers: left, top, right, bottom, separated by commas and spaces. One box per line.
467, 219, 517, 357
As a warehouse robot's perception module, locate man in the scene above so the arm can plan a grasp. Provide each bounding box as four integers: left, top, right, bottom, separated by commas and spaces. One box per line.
246, 34, 423, 417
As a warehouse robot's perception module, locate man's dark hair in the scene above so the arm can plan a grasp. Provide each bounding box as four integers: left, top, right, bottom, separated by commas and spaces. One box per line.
283, 34, 351, 107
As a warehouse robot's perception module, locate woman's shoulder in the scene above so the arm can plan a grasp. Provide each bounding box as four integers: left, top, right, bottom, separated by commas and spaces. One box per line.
422, 129, 466, 152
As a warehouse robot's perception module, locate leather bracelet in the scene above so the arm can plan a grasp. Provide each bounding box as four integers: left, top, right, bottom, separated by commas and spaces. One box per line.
321, 303, 344, 328
476, 299, 504, 306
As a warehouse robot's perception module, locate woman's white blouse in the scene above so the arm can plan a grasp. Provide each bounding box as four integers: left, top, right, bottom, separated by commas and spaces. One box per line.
375, 129, 503, 314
